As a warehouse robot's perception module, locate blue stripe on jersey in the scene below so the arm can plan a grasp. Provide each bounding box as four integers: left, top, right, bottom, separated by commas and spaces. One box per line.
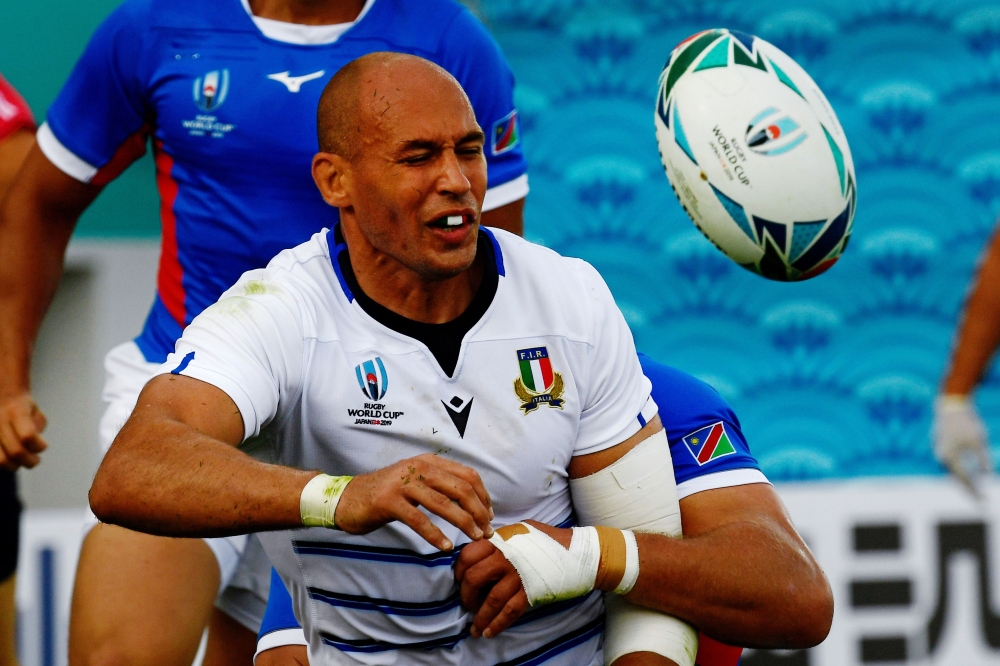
320, 627, 470, 653
498, 614, 604, 666
309, 588, 461, 617
326, 228, 354, 303
481, 226, 506, 276
294, 541, 461, 567
637, 411, 647, 427
170, 351, 195, 374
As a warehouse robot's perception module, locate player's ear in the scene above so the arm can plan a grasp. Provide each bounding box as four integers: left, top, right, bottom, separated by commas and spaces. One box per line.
312, 152, 353, 208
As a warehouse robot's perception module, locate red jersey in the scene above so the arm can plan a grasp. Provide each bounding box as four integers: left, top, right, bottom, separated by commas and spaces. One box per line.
0, 74, 35, 142
698, 633, 744, 665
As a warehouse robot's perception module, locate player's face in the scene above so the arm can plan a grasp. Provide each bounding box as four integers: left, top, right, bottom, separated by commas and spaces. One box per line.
350, 75, 488, 280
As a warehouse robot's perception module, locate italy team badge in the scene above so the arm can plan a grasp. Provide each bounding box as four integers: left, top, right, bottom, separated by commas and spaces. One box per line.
513, 347, 565, 414
682, 421, 737, 465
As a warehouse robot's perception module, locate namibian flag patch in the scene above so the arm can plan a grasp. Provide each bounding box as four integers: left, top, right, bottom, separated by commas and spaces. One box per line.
491, 110, 520, 155
682, 421, 737, 466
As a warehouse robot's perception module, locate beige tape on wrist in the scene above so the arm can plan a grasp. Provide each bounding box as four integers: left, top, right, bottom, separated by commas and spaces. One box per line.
300, 474, 353, 529
593, 526, 640, 594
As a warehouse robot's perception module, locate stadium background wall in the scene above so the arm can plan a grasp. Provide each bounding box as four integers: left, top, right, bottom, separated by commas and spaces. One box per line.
5, 0, 1000, 664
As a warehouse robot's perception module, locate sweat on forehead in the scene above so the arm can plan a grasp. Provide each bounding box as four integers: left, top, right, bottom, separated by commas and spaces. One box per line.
316, 52, 468, 157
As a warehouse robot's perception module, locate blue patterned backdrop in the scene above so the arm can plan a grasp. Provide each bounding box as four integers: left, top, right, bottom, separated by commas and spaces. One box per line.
472, 0, 1000, 481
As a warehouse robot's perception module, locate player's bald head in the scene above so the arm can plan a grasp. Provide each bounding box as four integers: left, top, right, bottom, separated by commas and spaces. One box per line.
316, 52, 473, 160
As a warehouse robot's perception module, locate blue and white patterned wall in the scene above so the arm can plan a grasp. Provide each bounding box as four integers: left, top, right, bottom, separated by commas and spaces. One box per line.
477, 0, 1000, 482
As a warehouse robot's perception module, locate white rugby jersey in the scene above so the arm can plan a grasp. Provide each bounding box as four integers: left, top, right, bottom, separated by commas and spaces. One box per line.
157, 227, 658, 665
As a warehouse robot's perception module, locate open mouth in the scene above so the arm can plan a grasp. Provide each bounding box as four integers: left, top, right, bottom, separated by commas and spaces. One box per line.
429, 214, 469, 229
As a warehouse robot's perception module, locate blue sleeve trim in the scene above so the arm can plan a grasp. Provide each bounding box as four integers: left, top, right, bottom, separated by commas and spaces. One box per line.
170, 351, 195, 375
259, 568, 301, 639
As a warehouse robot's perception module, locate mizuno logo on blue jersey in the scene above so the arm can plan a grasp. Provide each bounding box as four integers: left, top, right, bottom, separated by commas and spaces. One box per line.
267, 70, 326, 93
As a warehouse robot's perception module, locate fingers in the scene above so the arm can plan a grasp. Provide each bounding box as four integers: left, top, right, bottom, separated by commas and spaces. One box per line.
0, 419, 40, 469
403, 461, 493, 539
405, 478, 489, 544
471, 573, 528, 639
454, 539, 496, 587
416, 454, 493, 520
392, 499, 453, 551
458, 548, 514, 618
12, 406, 48, 454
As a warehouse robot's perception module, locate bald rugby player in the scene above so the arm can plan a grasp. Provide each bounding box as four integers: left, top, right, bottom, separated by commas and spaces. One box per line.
90, 54, 832, 666
0, 1, 527, 663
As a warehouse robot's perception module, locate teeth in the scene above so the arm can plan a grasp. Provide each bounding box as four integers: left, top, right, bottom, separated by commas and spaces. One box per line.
446, 215, 463, 227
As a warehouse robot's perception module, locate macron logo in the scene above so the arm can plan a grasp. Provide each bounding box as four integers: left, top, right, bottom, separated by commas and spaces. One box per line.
267, 70, 326, 93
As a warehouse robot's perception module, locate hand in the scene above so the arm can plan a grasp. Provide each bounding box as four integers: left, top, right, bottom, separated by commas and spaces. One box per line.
335, 453, 494, 551
0, 392, 48, 470
455, 520, 570, 639
934, 395, 991, 496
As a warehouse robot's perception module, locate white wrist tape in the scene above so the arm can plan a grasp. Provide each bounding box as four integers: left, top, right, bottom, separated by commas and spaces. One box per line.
569, 428, 697, 666
489, 523, 601, 606
300, 474, 353, 529
616, 528, 640, 595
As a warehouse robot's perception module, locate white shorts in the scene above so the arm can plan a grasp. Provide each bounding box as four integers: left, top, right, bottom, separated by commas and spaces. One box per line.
85, 341, 249, 594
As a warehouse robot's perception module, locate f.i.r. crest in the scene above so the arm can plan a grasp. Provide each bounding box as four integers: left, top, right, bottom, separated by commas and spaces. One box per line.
513, 347, 565, 414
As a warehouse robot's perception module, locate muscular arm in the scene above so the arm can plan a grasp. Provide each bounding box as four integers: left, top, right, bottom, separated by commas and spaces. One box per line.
625, 485, 831, 649
89, 374, 312, 536
90, 373, 494, 545
458, 420, 832, 650
480, 197, 523, 236
943, 223, 1000, 395
0, 146, 99, 468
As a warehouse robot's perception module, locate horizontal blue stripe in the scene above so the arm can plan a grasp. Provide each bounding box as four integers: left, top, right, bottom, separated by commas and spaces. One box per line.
309, 588, 461, 617
498, 614, 604, 666
320, 627, 469, 653
294, 541, 460, 567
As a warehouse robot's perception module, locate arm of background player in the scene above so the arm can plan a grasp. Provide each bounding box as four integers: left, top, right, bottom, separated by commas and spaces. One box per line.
942, 222, 1000, 395
0, 145, 102, 469
480, 197, 524, 236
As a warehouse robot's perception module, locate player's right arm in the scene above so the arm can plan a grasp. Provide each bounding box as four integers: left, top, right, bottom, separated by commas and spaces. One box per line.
89, 273, 493, 548
0, 3, 156, 470
935, 221, 1000, 489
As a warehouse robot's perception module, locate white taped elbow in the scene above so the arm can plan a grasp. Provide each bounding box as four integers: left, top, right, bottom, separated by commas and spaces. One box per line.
569, 429, 681, 536
569, 428, 696, 666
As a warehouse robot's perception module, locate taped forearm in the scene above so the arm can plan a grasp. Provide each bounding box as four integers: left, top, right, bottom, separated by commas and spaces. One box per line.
569, 428, 697, 666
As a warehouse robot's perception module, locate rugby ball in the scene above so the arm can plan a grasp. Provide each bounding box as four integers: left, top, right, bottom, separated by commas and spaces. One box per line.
655, 29, 855, 281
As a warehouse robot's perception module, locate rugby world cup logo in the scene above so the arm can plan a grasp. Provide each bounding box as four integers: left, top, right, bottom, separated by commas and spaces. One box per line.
193, 69, 230, 112
355, 357, 388, 401
745, 106, 807, 156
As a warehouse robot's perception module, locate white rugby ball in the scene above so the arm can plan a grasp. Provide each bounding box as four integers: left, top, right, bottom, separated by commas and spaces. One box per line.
655, 29, 855, 281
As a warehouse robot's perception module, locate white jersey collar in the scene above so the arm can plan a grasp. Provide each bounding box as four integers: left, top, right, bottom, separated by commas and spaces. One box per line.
240, 0, 377, 45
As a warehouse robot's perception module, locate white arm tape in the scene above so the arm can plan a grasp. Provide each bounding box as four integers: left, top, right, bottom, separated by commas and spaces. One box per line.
569, 428, 698, 666
489, 523, 601, 606
300, 474, 353, 529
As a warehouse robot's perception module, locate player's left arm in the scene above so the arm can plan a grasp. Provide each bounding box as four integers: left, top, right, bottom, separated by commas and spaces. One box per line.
438, 5, 527, 237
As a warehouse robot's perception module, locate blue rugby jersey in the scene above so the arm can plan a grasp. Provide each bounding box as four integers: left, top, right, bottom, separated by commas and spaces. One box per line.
638, 353, 766, 498
39, 0, 528, 363
256, 354, 766, 663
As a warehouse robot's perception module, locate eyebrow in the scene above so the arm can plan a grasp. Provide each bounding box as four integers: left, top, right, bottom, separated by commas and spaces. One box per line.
396, 130, 486, 153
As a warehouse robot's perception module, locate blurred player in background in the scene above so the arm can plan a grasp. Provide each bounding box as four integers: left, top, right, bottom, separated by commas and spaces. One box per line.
0, 0, 527, 664
0, 72, 38, 666
936, 224, 1000, 493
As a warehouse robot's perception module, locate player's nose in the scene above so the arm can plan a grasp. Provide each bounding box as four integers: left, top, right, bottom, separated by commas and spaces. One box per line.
436, 149, 473, 197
